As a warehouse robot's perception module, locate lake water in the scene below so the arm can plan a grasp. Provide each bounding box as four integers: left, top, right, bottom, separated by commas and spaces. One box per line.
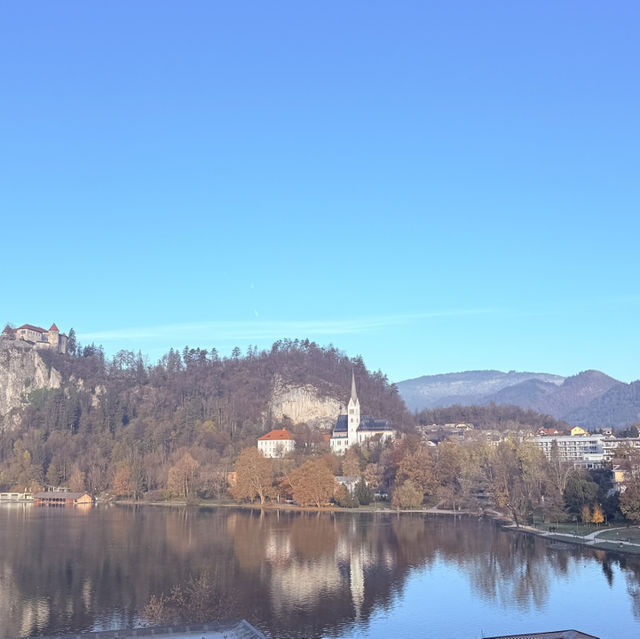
0, 504, 639, 639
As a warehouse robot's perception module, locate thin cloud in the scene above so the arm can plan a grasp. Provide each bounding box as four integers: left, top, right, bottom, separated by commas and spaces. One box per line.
78, 309, 495, 344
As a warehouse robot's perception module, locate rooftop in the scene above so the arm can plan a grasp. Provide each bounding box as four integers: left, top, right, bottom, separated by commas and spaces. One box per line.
19, 620, 267, 639
258, 428, 294, 441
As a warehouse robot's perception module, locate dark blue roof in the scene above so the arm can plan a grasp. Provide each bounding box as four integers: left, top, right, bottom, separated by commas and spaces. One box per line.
359, 415, 392, 431
334, 415, 348, 432
333, 414, 392, 432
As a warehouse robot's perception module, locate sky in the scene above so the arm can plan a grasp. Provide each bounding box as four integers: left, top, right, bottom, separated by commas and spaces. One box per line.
1, 2, 639, 384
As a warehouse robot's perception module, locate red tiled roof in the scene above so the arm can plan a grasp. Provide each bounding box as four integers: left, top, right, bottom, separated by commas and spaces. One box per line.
49, 323, 59, 332
17, 324, 46, 333
258, 428, 295, 441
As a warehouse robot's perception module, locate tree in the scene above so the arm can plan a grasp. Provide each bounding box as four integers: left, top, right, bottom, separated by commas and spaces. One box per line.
231, 448, 274, 504
564, 471, 599, 517
342, 448, 362, 477
395, 444, 437, 505
592, 504, 605, 524
491, 439, 547, 527
112, 463, 132, 497
67, 328, 77, 357
392, 480, 423, 509
287, 459, 334, 507
167, 452, 200, 499
581, 505, 592, 523
69, 465, 86, 492
354, 477, 373, 505
620, 476, 640, 522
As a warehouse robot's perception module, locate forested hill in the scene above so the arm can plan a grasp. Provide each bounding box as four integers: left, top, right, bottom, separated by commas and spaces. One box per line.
0, 339, 411, 493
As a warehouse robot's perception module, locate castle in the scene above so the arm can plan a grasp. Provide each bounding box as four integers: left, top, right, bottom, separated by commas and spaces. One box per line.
329, 373, 395, 454
1, 323, 68, 354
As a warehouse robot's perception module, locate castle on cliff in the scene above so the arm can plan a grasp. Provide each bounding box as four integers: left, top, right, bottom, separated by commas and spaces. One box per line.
1, 323, 68, 354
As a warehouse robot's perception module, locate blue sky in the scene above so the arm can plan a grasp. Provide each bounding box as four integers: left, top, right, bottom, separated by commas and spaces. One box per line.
1, 2, 639, 383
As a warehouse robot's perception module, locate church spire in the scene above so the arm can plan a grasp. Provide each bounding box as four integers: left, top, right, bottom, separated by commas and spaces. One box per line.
350, 370, 358, 403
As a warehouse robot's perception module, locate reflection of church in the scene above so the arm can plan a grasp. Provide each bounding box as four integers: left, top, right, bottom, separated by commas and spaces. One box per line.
330, 373, 395, 454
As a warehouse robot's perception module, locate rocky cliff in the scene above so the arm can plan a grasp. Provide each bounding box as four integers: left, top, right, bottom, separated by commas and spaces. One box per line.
268, 377, 341, 430
0, 339, 62, 427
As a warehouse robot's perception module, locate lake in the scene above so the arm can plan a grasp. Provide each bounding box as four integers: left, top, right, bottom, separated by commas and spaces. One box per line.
0, 504, 638, 638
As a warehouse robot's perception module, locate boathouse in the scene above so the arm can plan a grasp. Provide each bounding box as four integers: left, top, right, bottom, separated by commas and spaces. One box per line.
34, 491, 93, 506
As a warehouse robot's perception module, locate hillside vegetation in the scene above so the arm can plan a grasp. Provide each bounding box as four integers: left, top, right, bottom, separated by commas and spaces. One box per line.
0, 339, 410, 494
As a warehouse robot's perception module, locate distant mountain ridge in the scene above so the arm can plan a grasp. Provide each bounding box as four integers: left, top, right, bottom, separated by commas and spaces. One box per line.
397, 370, 565, 411
397, 369, 639, 430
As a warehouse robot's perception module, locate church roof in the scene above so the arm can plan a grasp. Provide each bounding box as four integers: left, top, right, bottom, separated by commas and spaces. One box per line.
333, 414, 392, 433
359, 415, 392, 431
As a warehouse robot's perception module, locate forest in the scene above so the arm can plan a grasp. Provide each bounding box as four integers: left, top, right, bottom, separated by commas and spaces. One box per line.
0, 337, 409, 497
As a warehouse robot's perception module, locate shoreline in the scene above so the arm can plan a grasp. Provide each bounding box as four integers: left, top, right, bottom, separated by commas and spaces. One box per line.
111, 498, 640, 555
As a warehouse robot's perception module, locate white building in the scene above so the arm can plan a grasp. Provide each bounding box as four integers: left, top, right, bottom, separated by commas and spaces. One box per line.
533, 434, 605, 469
330, 373, 394, 454
257, 428, 296, 458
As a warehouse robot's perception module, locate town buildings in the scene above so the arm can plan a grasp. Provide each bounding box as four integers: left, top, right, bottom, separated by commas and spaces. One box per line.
534, 431, 640, 469
330, 373, 394, 454
1, 323, 68, 354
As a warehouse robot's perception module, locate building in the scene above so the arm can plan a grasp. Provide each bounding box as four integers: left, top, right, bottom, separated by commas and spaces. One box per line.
258, 428, 296, 458
534, 434, 606, 469
2, 322, 68, 354
570, 426, 589, 437
330, 373, 394, 454
0, 491, 33, 502
34, 491, 92, 506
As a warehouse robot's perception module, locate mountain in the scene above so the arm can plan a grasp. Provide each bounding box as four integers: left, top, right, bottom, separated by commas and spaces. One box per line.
485, 370, 623, 417
397, 368, 635, 430
564, 380, 640, 430
396, 370, 565, 412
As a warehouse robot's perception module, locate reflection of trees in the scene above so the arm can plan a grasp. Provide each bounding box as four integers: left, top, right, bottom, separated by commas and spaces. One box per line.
3, 506, 640, 638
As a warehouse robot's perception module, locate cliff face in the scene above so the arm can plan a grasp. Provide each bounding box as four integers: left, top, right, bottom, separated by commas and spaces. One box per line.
0, 339, 62, 425
268, 377, 341, 430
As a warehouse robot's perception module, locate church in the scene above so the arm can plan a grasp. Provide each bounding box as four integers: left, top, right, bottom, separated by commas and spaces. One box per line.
330, 373, 395, 454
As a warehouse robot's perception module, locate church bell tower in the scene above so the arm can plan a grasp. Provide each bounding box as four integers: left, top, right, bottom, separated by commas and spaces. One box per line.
347, 371, 360, 447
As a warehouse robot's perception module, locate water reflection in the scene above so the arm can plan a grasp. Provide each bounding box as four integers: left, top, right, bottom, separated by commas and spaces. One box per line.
0, 505, 639, 638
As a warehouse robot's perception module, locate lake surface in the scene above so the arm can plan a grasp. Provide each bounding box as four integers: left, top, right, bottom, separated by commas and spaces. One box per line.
0, 504, 639, 639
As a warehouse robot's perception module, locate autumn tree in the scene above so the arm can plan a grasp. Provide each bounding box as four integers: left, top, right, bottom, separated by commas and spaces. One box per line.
287, 458, 334, 507
69, 465, 86, 492
395, 444, 437, 505
491, 439, 547, 527
112, 463, 132, 498
167, 452, 200, 499
620, 475, 640, 522
392, 480, 423, 509
231, 448, 274, 504
592, 504, 605, 524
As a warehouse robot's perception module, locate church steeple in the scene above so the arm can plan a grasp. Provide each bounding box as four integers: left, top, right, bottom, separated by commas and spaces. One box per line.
347, 371, 360, 446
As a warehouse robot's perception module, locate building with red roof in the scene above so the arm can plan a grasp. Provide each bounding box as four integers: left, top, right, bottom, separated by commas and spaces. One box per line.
257, 428, 296, 458
2, 322, 68, 354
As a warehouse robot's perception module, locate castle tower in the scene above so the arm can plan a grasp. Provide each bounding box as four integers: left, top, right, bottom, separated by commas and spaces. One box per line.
47, 323, 60, 350
347, 371, 360, 446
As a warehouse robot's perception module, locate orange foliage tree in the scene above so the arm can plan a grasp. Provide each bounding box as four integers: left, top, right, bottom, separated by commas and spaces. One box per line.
287, 458, 334, 507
